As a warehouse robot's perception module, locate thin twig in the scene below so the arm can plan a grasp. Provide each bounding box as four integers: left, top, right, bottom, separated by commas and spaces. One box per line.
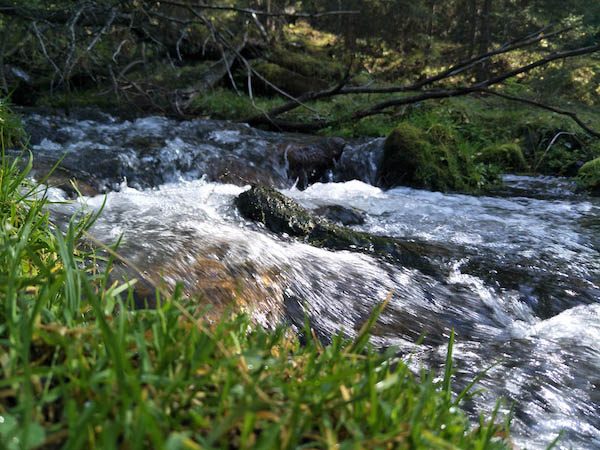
534, 131, 575, 171
31, 22, 62, 93
482, 89, 600, 138
159, 1, 359, 19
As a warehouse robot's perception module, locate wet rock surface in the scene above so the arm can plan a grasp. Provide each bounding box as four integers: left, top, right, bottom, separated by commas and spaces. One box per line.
312, 204, 366, 226
19, 108, 347, 192
283, 137, 345, 189
235, 184, 444, 276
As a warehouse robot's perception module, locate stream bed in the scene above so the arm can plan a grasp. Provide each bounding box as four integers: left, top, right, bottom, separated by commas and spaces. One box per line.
19, 108, 600, 449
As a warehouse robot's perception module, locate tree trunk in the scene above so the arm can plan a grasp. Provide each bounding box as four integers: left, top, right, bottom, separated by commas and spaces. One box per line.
476, 0, 492, 81
467, 0, 478, 58
424, 0, 436, 67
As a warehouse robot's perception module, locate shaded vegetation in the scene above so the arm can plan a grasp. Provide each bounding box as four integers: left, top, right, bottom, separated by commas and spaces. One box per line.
377, 119, 499, 193
577, 157, 600, 194
0, 0, 597, 189
476, 143, 528, 172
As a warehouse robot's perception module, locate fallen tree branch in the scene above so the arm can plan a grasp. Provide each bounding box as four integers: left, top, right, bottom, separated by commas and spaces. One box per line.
477, 44, 600, 88
158, 2, 359, 19
244, 39, 600, 135
481, 89, 600, 138
31, 21, 62, 92
252, 85, 600, 138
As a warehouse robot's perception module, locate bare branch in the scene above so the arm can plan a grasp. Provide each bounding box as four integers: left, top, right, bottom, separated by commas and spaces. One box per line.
117, 59, 144, 80
176, 29, 186, 62
158, 2, 359, 19
244, 40, 600, 128
112, 39, 129, 63
481, 89, 600, 138
475, 43, 600, 88
86, 8, 116, 52
534, 132, 576, 171
61, 4, 85, 86
251, 12, 269, 42
31, 21, 62, 92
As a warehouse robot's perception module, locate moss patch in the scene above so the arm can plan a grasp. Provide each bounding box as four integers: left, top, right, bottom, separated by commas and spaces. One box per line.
252, 61, 329, 97
189, 88, 284, 120
577, 157, 600, 195
476, 142, 528, 171
268, 46, 344, 81
376, 122, 498, 193
35, 88, 119, 110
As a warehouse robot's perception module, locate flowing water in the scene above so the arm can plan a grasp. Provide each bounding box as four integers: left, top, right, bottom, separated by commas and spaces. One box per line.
19, 108, 600, 449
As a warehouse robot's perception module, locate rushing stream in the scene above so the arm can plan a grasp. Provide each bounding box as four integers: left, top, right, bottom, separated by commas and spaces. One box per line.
18, 108, 600, 449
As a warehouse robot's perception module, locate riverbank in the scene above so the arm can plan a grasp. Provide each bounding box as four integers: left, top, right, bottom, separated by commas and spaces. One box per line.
0, 107, 515, 449
8, 13, 600, 195
32, 86, 600, 195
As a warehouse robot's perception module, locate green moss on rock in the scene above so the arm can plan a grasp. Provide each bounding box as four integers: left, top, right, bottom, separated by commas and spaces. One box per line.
252, 61, 329, 97
577, 157, 600, 195
376, 123, 426, 188
376, 123, 495, 193
236, 185, 442, 276
268, 47, 344, 81
476, 142, 528, 170
235, 185, 316, 236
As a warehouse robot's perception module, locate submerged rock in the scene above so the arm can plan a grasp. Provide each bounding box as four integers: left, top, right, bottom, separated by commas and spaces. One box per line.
235, 185, 444, 276
313, 204, 366, 226
207, 156, 288, 187
117, 244, 286, 325
14, 154, 102, 197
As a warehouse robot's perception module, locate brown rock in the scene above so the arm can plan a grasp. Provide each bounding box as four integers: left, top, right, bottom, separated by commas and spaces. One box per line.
283, 137, 345, 189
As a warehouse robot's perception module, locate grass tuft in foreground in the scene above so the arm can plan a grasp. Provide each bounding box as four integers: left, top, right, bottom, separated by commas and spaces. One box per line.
0, 120, 513, 448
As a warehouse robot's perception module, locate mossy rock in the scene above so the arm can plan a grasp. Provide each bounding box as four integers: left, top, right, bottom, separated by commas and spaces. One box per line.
376, 123, 426, 188
235, 184, 316, 236
577, 157, 600, 195
476, 142, 528, 170
376, 123, 489, 192
313, 204, 366, 226
268, 47, 343, 82
252, 61, 329, 97
236, 185, 442, 276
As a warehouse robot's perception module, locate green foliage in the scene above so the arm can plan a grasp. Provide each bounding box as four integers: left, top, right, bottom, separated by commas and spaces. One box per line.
0, 147, 513, 448
577, 157, 600, 194
514, 112, 598, 175
329, 113, 398, 138
0, 100, 25, 147
190, 88, 284, 120
377, 114, 500, 193
476, 142, 528, 171
527, 58, 600, 105
401, 97, 600, 177
268, 45, 344, 81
